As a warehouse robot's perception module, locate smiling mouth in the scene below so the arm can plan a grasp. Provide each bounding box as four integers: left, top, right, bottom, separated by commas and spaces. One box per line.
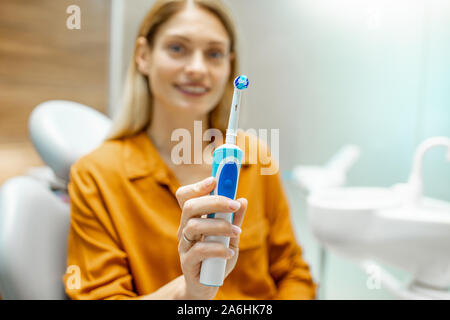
175, 84, 210, 96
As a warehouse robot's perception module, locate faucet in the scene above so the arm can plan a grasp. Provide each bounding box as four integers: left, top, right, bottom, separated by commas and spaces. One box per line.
407, 136, 450, 204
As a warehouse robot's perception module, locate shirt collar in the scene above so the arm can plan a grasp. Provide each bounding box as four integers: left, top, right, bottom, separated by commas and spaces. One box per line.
123, 131, 250, 189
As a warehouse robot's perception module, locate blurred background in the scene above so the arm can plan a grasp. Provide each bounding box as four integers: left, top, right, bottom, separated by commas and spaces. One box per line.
0, 0, 449, 299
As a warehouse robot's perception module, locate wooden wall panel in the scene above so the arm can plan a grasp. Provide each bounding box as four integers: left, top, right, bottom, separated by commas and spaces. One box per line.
0, 0, 110, 184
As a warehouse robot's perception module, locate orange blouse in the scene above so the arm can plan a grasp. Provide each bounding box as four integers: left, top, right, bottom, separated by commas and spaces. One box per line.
63, 130, 316, 299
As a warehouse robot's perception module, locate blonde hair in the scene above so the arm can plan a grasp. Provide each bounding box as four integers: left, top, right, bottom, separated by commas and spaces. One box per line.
106, 0, 239, 140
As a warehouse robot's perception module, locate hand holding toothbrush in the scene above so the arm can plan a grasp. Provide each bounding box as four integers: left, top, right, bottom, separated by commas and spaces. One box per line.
176, 176, 248, 300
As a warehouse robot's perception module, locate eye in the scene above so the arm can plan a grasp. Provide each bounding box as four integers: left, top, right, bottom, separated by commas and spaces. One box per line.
207, 49, 225, 60
168, 43, 185, 54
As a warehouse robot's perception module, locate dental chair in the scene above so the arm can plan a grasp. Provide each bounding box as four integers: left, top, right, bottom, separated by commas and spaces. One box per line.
0, 100, 111, 299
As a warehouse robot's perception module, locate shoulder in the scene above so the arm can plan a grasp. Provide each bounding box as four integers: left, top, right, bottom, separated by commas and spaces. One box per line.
70, 137, 125, 182
237, 129, 268, 158
236, 130, 286, 224
69, 131, 157, 184
237, 129, 279, 176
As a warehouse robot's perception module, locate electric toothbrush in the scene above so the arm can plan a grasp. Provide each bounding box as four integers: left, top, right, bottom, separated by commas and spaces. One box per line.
199, 75, 249, 287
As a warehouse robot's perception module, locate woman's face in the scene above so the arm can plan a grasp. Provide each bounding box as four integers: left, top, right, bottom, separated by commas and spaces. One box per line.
137, 5, 233, 119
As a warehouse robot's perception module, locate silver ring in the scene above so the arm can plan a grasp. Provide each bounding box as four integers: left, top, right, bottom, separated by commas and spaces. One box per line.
182, 229, 196, 244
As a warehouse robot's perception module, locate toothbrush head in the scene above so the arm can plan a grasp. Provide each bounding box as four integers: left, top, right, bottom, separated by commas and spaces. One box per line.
234, 75, 249, 90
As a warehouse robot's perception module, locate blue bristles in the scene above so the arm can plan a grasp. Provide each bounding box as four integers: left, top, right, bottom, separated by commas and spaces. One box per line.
234, 75, 249, 90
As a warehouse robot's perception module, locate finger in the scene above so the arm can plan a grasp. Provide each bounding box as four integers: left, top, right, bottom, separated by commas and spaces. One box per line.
184, 218, 241, 242
178, 228, 196, 254
229, 198, 248, 250
175, 177, 216, 209
178, 215, 242, 255
177, 195, 241, 240
181, 241, 235, 274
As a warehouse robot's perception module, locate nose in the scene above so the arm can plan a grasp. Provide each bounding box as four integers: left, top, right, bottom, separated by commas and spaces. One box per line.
185, 50, 207, 80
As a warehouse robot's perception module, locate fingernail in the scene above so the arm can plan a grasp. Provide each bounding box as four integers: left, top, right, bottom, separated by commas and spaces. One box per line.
228, 200, 241, 210
203, 177, 214, 187
231, 225, 241, 235
227, 248, 235, 257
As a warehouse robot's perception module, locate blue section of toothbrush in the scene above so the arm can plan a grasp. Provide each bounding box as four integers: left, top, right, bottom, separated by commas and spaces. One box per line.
207, 147, 243, 220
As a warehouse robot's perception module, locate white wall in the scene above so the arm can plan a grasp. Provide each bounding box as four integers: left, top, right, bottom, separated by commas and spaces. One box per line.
109, 0, 156, 117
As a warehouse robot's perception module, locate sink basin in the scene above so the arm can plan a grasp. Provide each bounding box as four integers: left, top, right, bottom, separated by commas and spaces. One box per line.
307, 187, 450, 290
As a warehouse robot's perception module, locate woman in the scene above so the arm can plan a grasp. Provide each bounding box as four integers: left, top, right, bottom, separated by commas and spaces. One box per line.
64, 0, 316, 300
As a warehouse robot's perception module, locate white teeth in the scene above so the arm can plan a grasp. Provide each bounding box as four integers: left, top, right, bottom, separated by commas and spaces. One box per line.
179, 86, 207, 94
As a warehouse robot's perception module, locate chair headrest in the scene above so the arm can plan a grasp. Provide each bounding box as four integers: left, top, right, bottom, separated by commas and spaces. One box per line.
29, 100, 111, 183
